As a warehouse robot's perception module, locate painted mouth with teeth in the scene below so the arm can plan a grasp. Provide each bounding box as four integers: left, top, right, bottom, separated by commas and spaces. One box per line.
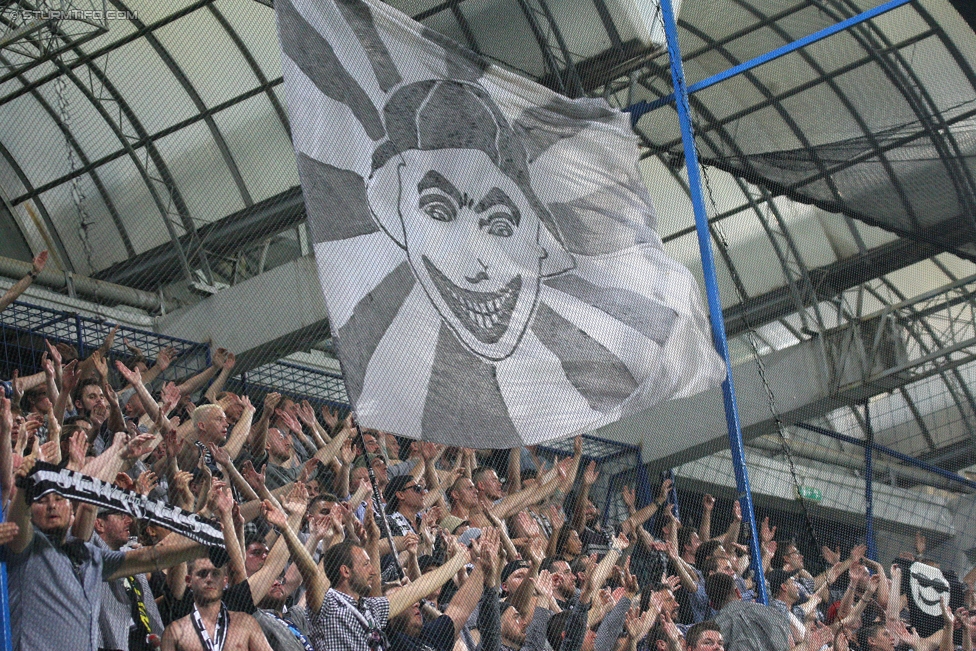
423, 256, 521, 344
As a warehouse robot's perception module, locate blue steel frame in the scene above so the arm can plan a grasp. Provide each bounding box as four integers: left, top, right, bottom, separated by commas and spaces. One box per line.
626, 0, 914, 124
658, 0, 769, 605
652, 0, 914, 604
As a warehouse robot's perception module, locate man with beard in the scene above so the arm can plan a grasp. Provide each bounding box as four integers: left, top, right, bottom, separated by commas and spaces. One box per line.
3, 457, 211, 651
160, 558, 271, 651
93, 508, 165, 651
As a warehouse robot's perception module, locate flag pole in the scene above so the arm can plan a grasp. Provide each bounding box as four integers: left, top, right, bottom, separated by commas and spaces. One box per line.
657, 0, 768, 604
354, 420, 405, 581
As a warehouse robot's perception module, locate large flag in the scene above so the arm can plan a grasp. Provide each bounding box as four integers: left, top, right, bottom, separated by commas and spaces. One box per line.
274, 0, 725, 448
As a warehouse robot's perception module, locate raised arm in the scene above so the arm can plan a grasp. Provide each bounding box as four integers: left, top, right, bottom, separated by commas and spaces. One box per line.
175, 348, 224, 397
387, 535, 469, 618
139, 346, 175, 387
203, 351, 235, 404
249, 392, 279, 459
248, 484, 309, 604
222, 395, 255, 460
107, 531, 208, 581
262, 499, 331, 612
5, 456, 37, 554
115, 361, 161, 423
0, 251, 46, 313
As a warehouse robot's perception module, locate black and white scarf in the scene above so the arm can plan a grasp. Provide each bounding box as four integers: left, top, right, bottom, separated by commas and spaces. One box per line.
18, 462, 227, 563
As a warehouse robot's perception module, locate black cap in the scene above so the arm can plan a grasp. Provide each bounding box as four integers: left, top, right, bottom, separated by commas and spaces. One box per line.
501, 559, 530, 584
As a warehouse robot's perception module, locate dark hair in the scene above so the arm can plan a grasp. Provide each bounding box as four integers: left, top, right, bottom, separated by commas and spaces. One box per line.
695, 539, 724, 570
677, 526, 698, 556
686, 621, 721, 649
703, 555, 727, 577
770, 539, 797, 570
553, 524, 575, 557
857, 623, 886, 650
546, 610, 571, 651
244, 530, 266, 549
384, 475, 414, 513
72, 378, 101, 407
322, 541, 361, 586
370, 80, 559, 245
705, 573, 737, 609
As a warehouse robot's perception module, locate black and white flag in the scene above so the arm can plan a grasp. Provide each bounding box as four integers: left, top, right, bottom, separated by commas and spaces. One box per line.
274, 0, 725, 448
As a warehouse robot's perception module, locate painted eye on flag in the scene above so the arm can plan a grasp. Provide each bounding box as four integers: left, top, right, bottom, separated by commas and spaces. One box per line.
419, 195, 457, 223
275, 0, 726, 448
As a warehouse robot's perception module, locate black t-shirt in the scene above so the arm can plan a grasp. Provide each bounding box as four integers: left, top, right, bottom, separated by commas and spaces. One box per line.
388, 614, 455, 651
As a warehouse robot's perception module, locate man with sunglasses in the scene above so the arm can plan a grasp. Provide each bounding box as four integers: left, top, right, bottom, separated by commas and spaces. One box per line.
160, 558, 271, 651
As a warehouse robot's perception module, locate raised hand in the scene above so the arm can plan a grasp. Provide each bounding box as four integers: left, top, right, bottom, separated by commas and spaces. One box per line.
479, 527, 500, 576
211, 348, 229, 369
849, 543, 867, 565
156, 346, 177, 372
658, 478, 673, 503
703, 493, 715, 511
583, 460, 599, 486
241, 461, 267, 492
222, 351, 236, 370
546, 504, 565, 532
278, 410, 303, 435
159, 382, 181, 414
67, 430, 88, 470
362, 504, 381, 546
264, 392, 282, 415
172, 470, 193, 493
14, 455, 36, 482
320, 405, 339, 431
822, 544, 841, 565
31, 250, 48, 275
621, 556, 639, 595
61, 359, 79, 395
120, 433, 155, 460
621, 485, 636, 510
115, 360, 141, 385
298, 457, 320, 484
573, 435, 583, 456
39, 440, 61, 465
663, 574, 681, 592
115, 472, 135, 492
91, 350, 109, 381
136, 470, 158, 496
760, 516, 776, 544
207, 442, 231, 468
297, 400, 318, 427
0, 522, 20, 547
262, 500, 288, 529
625, 605, 657, 642
283, 482, 310, 516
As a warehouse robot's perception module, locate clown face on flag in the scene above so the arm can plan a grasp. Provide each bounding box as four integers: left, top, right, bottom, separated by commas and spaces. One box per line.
275, 0, 726, 448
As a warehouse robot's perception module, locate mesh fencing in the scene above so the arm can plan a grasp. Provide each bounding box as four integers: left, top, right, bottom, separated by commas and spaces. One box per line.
2, 0, 976, 650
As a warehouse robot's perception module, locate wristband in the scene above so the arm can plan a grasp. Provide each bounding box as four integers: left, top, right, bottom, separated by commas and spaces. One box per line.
28, 270, 38, 280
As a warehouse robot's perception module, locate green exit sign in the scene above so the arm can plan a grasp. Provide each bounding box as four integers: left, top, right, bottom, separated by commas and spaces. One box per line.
797, 486, 823, 502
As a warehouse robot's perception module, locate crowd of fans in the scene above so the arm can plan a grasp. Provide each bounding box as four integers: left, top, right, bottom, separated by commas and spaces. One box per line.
2, 253, 976, 651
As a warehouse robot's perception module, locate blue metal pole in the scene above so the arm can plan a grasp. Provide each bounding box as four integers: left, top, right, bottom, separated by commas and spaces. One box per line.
863, 403, 876, 561
657, 0, 767, 605
795, 422, 976, 491
627, 0, 912, 125
0, 491, 11, 651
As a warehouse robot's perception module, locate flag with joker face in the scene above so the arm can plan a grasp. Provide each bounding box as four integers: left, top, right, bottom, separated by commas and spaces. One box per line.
274, 0, 725, 448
